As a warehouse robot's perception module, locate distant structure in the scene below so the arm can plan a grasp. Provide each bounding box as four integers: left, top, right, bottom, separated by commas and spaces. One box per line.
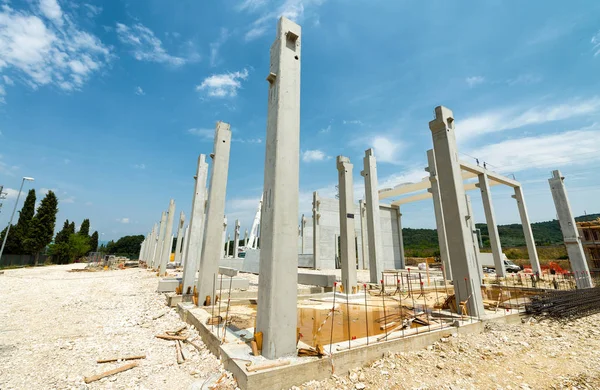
578, 219, 600, 271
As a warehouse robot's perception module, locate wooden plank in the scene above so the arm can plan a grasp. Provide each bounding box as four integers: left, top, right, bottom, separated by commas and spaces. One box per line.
97, 355, 146, 364
84, 362, 138, 384
155, 334, 187, 341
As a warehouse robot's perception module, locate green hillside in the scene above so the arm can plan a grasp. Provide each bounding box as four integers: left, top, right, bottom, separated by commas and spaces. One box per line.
403, 213, 600, 251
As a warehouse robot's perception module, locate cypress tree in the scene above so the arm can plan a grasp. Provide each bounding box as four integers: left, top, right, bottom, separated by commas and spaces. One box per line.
90, 231, 99, 252
79, 219, 90, 238
24, 191, 59, 265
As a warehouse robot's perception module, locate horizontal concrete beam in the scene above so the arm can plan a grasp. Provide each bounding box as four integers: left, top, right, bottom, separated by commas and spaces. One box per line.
379, 170, 477, 200
298, 273, 336, 287
219, 266, 239, 277
390, 180, 502, 206
460, 161, 520, 188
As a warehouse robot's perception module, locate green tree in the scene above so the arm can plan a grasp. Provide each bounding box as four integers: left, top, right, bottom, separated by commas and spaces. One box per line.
0, 189, 36, 254
68, 233, 90, 262
105, 235, 144, 257
23, 191, 59, 265
79, 219, 90, 238
90, 231, 99, 252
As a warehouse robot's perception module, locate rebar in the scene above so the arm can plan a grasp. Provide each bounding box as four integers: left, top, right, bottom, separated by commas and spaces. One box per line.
526, 287, 600, 319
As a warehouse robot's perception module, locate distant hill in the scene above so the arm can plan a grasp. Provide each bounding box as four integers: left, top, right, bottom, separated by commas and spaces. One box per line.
403, 213, 600, 250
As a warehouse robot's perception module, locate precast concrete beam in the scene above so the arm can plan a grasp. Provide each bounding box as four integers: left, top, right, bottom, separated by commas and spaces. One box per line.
512, 186, 542, 275
312, 191, 321, 270
234, 220, 240, 258
153, 212, 167, 270
429, 106, 484, 317
361, 148, 384, 283
393, 205, 406, 270
337, 155, 358, 290
197, 122, 232, 305
359, 200, 368, 270
256, 17, 301, 360
549, 170, 593, 288
159, 199, 176, 276
477, 173, 506, 276
174, 212, 186, 265
427, 149, 452, 280
182, 154, 209, 296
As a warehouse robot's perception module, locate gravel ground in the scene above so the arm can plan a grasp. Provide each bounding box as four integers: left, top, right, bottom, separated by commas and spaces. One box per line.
0, 264, 235, 390
2, 264, 599, 390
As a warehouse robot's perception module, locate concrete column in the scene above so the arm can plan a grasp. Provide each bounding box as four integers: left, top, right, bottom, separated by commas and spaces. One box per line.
465, 195, 483, 283
222, 217, 228, 258
182, 155, 209, 295
512, 186, 542, 275
361, 148, 384, 282
153, 212, 167, 270
358, 200, 368, 270
337, 156, 358, 291
225, 234, 231, 257
233, 220, 240, 258
312, 191, 320, 270
181, 225, 189, 265
429, 106, 484, 317
138, 240, 145, 261
394, 206, 406, 269
256, 17, 301, 360
174, 212, 186, 265
300, 215, 306, 254
426, 149, 452, 279
149, 223, 158, 266
244, 229, 249, 247
197, 122, 232, 305
477, 173, 506, 276
159, 200, 176, 276
549, 170, 593, 288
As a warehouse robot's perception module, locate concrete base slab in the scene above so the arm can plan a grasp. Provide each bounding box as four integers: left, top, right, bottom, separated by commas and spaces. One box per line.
297, 273, 336, 288
176, 301, 523, 390
158, 277, 249, 293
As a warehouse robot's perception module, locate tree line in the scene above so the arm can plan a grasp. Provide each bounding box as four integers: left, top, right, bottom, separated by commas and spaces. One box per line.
0, 189, 99, 264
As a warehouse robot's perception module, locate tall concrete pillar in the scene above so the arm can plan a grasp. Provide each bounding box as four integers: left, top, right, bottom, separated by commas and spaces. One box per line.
222, 217, 228, 258
512, 186, 542, 275
181, 226, 189, 266
149, 223, 158, 266
159, 200, 176, 276
465, 195, 483, 283
182, 155, 209, 295
153, 212, 167, 270
244, 229, 249, 247
300, 215, 306, 254
429, 106, 484, 317
426, 149, 452, 279
197, 122, 232, 304
361, 148, 384, 282
394, 206, 406, 269
358, 200, 368, 270
174, 212, 186, 265
549, 170, 593, 288
477, 173, 506, 276
312, 191, 320, 270
233, 220, 240, 258
138, 240, 145, 260
225, 234, 231, 257
256, 17, 301, 359
337, 156, 358, 291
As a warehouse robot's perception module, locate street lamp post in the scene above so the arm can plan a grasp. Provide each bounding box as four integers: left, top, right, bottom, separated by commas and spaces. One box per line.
0, 177, 35, 263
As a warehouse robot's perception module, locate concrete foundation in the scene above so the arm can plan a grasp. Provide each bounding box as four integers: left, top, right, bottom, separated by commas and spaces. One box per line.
159, 277, 249, 293
256, 17, 301, 359
549, 170, 593, 288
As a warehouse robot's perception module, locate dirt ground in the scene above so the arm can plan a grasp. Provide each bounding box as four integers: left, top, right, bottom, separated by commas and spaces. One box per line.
1, 264, 599, 390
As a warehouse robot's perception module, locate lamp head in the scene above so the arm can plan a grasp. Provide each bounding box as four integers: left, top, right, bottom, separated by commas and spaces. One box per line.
23, 177, 34, 181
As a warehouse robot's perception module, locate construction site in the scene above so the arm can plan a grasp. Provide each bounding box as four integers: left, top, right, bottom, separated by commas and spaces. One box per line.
2, 13, 600, 390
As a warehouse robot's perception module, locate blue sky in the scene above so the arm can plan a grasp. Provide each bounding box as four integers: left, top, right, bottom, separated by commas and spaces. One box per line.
1, 0, 600, 241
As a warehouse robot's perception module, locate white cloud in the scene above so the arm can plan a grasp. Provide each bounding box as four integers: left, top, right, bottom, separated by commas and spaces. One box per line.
196, 68, 249, 98
116, 217, 130, 224
115, 22, 186, 66
0, 2, 111, 93
378, 167, 429, 191
302, 149, 330, 162
209, 28, 229, 67
466, 76, 484, 87
232, 137, 262, 144
371, 136, 403, 164
62, 195, 75, 203
3, 75, 13, 85
135, 86, 145, 95
133, 163, 145, 169
2, 187, 19, 199
468, 127, 600, 174
39, 0, 63, 25
0, 155, 18, 175
187, 127, 214, 139
506, 74, 542, 86
342, 120, 363, 125
242, 0, 326, 41
457, 97, 600, 143
83, 4, 102, 18
592, 30, 600, 57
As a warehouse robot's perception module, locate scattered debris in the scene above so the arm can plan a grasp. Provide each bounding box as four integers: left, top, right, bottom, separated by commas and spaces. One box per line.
97, 355, 146, 364
84, 362, 139, 384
